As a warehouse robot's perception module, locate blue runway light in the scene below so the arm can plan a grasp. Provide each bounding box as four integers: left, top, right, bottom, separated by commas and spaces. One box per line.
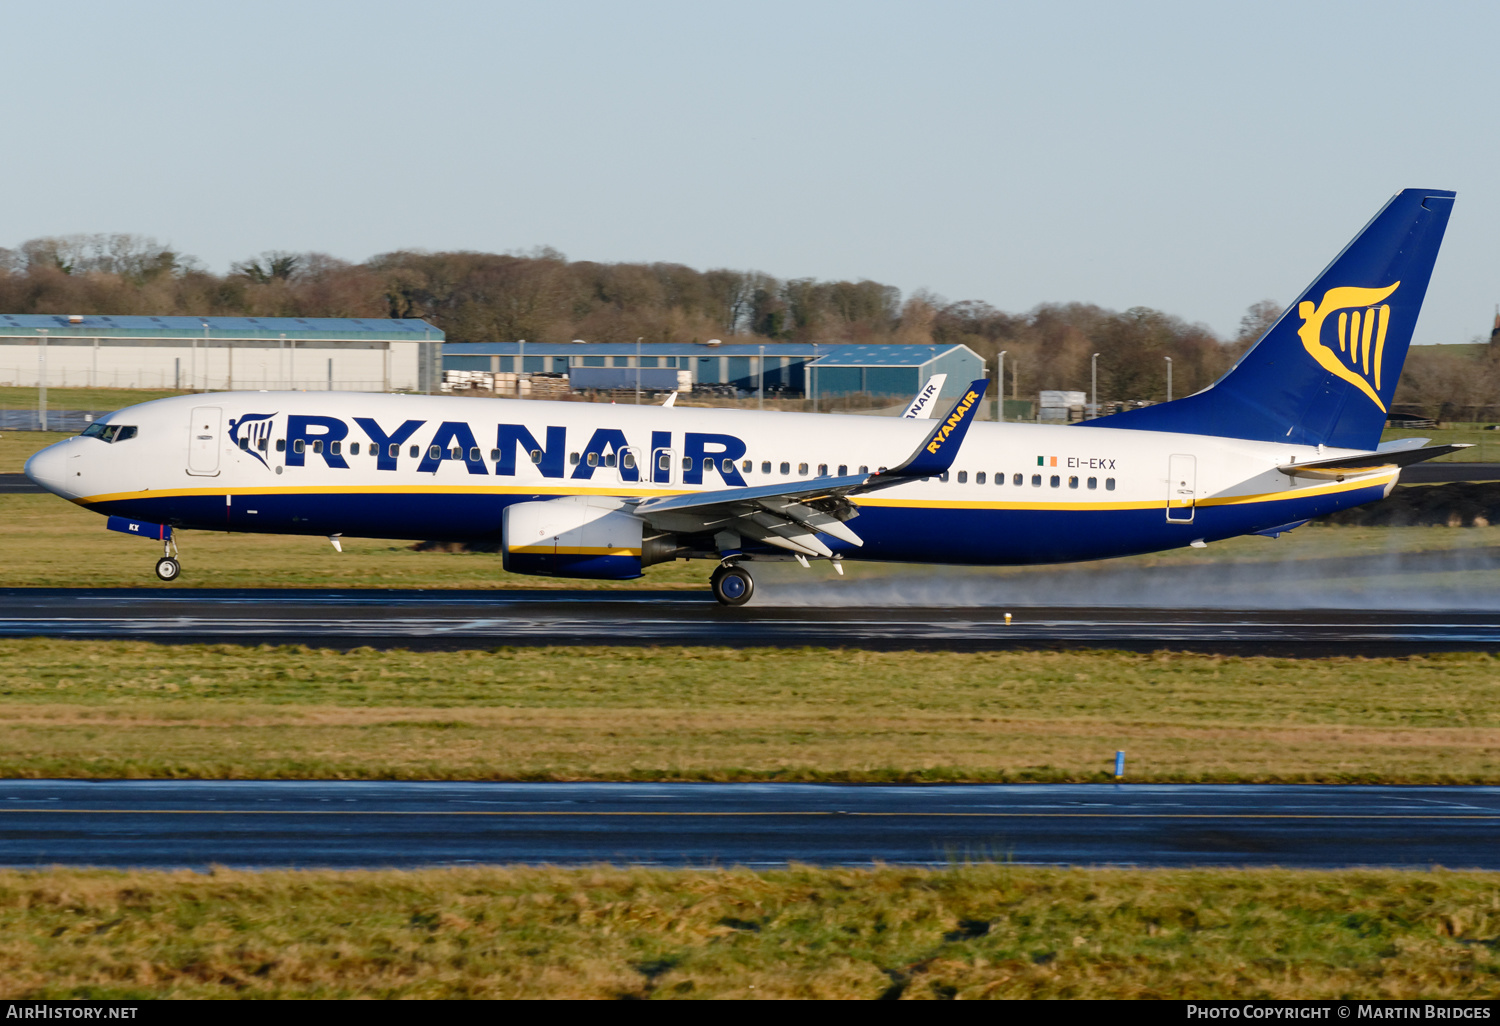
1114, 751, 1126, 778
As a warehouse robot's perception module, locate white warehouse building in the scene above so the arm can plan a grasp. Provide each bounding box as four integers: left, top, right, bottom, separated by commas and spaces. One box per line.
0, 315, 444, 393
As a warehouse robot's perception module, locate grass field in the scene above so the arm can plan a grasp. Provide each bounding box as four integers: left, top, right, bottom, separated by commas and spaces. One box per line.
1382, 422, 1500, 462
1, 640, 1495, 783
0, 864, 1495, 999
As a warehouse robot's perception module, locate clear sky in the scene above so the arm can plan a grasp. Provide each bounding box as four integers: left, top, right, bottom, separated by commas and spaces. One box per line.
7, 0, 1498, 344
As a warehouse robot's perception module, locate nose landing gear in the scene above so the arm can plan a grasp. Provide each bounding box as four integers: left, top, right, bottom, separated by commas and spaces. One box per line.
710, 563, 754, 606
154, 537, 180, 582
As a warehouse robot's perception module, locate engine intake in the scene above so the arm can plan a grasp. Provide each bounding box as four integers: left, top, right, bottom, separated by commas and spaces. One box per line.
502, 496, 672, 580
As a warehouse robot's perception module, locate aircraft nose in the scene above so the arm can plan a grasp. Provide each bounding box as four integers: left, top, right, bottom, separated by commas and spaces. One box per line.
23, 442, 71, 496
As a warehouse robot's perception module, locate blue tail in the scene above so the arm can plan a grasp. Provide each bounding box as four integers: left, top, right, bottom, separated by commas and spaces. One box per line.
1082, 189, 1455, 450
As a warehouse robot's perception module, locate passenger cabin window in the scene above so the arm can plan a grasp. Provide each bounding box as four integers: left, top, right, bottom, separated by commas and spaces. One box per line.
658, 454, 670, 471
721, 458, 733, 473
490, 448, 501, 461
1050, 475, 1060, 487
623, 452, 636, 469
682, 456, 692, 470
450, 447, 462, 460
572, 453, 582, 466
1031, 474, 1041, 486
605, 453, 616, 468
257, 438, 267, 452
532, 450, 544, 464
294, 440, 306, 454
277, 439, 287, 453
389, 443, 399, 458
430, 445, 441, 459
350, 442, 360, 455
312, 440, 323, 454
859, 465, 869, 474
957, 471, 968, 484
780, 462, 791, 475
587, 452, 598, 467
838, 465, 847, 476
798, 463, 809, 475
762, 461, 772, 474
1087, 477, 1097, 489
409, 445, 419, 458
1106, 478, 1116, 490
976, 472, 985, 484
330, 441, 342, 456
1014, 473, 1023, 486
238, 438, 249, 450
703, 457, 713, 472
1068, 476, 1078, 489
938, 471, 949, 483
742, 460, 752, 473
470, 447, 481, 462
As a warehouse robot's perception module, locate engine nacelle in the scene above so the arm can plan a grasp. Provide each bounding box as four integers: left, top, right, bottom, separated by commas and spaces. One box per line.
503, 496, 676, 580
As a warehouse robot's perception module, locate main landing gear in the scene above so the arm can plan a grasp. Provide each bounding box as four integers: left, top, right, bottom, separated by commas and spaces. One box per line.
710, 563, 754, 606
154, 537, 181, 582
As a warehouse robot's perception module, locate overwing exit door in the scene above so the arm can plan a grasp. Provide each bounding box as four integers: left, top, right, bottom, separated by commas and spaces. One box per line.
187, 406, 222, 476
1166, 454, 1196, 522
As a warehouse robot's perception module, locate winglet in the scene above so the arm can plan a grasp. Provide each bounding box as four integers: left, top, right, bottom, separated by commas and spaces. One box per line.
901, 374, 948, 419
882, 379, 989, 478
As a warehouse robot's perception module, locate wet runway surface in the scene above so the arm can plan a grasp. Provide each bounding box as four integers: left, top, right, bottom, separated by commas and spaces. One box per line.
1, 587, 1498, 654
3, 781, 1497, 870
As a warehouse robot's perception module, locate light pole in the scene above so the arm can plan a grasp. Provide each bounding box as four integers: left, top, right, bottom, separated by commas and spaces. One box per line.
1165, 356, 1173, 402
1090, 352, 1100, 420
758, 344, 765, 410
996, 350, 1006, 421
517, 339, 525, 398
810, 344, 818, 412
36, 329, 47, 431
635, 336, 642, 405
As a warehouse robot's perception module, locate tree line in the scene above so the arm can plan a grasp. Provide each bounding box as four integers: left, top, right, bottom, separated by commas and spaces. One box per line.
0, 232, 1489, 411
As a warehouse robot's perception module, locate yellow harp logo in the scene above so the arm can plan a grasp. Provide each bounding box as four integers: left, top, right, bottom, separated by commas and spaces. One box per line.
1296, 282, 1400, 412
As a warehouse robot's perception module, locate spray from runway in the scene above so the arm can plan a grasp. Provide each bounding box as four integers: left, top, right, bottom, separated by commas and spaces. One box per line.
750, 535, 1500, 611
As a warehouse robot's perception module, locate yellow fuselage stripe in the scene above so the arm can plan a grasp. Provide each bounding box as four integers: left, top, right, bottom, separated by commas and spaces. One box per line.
71, 470, 1394, 513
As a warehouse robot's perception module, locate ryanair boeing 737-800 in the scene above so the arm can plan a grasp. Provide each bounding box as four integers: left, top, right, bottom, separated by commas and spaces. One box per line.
23, 189, 1463, 604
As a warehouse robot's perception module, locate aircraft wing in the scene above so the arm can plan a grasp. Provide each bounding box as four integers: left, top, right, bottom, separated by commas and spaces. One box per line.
631, 379, 989, 557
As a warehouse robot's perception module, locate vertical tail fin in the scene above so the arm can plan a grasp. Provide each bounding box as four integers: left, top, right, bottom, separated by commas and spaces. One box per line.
1083, 189, 1455, 450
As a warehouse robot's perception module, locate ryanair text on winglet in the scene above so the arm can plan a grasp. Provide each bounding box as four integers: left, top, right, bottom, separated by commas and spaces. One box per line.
925, 390, 981, 455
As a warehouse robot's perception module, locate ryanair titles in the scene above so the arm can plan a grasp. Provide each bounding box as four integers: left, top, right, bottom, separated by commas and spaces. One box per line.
228, 414, 751, 487
924, 389, 981, 455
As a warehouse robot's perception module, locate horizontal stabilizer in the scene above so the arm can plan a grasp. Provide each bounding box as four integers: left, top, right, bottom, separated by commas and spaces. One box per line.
1278, 443, 1471, 476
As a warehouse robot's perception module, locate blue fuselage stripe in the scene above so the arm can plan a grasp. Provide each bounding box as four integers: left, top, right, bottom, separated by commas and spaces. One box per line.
88, 482, 1387, 565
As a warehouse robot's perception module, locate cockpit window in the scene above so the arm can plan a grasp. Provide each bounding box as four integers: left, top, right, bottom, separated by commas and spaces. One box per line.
80, 423, 137, 443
